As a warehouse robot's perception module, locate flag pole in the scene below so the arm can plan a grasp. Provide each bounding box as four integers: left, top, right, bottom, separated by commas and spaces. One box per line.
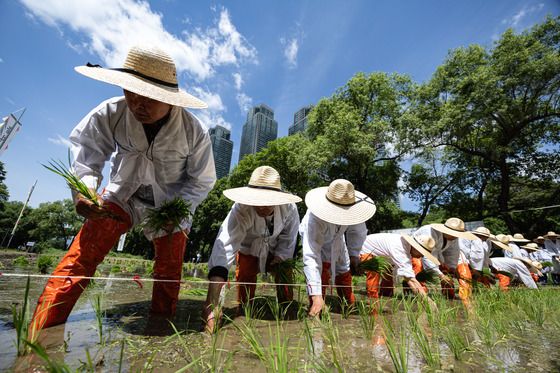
4, 179, 37, 248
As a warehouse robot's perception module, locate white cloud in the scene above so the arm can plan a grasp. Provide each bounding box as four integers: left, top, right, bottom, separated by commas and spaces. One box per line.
48, 134, 72, 148
502, 3, 544, 29
236, 93, 252, 113
0, 57, 3, 63
232, 72, 243, 90
20, 1, 257, 81
281, 37, 299, 69
189, 87, 231, 130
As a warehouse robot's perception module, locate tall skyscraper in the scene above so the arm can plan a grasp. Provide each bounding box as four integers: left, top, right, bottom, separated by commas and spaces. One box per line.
239, 104, 278, 161
288, 105, 313, 135
209, 125, 233, 179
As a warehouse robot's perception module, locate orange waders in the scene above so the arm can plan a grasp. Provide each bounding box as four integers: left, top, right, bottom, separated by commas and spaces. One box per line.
235, 252, 293, 305
30, 202, 131, 332
439, 264, 456, 299
456, 263, 472, 303
318, 262, 355, 304
360, 253, 394, 298
496, 273, 511, 291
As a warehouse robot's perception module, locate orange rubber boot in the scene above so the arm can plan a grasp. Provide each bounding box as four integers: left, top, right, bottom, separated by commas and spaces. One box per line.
235, 252, 260, 305
321, 261, 332, 297
456, 263, 472, 304
335, 271, 355, 305
150, 231, 187, 316
30, 202, 131, 332
361, 254, 381, 299
496, 273, 510, 291
379, 271, 394, 298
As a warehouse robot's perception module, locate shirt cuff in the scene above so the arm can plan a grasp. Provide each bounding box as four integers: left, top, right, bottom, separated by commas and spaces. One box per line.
307, 282, 322, 296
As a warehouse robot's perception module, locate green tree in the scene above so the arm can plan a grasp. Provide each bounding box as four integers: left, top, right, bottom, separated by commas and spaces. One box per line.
27, 199, 82, 250
412, 17, 560, 231
0, 201, 33, 248
0, 161, 9, 208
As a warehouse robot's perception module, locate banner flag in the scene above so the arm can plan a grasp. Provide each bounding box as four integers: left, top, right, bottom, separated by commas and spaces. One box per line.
0, 108, 25, 157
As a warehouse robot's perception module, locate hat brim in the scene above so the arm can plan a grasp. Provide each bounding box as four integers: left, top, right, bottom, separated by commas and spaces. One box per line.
520, 245, 540, 251
511, 238, 531, 243
491, 239, 513, 252
305, 187, 376, 225
75, 65, 207, 108
513, 257, 541, 274
223, 187, 301, 206
402, 234, 440, 266
431, 224, 478, 240
544, 234, 559, 239
471, 231, 491, 238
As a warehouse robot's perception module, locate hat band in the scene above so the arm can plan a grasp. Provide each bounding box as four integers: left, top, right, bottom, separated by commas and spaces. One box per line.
325, 195, 375, 207
86, 63, 179, 89
247, 184, 284, 192
413, 236, 431, 253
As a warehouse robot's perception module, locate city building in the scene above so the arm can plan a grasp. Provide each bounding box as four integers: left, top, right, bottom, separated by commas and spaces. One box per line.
288, 105, 313, 135
238, 104, 278, 161
209, 125, 233, 179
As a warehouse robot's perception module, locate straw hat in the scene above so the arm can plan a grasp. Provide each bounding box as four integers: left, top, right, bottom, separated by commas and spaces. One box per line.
402, 234, 440, 266
543, 231, 559, 239
514, 257, 542, 275
510, 233, 530, 243
520, 242, 540, 251
75, 45, 207, 108
431, 218, 478, 240
470, 226, 491, 238
223, 166, 302, 206
491, 234, 513, 252
305, 179, 376, 225
533, 236, 545, 244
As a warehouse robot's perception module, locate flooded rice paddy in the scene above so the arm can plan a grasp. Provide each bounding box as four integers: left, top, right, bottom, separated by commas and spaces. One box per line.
1, 252, 560, 372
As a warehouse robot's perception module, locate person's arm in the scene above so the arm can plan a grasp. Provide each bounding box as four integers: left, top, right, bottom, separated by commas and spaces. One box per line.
302, 214, 327, 316
346, 222, 367, 275
177, 112, 217, 229
69, 99, 119, 219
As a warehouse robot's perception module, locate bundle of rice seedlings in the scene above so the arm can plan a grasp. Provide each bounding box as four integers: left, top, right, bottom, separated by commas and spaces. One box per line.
541, 261, 554, 268
269, 258, 302, 283
143, 196, 192, 236
42, 152, 98, 205
415, 269, 440, 284
358, 256, 392, 276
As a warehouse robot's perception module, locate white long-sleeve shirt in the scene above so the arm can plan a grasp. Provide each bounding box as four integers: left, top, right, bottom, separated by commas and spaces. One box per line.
208, 203, 300, 274
458, 237, 491, 271
413, 225, 459, 275
300, 211, 367, 296
505, 242, 524, 258
69, 97, 216, 239
490, 257, 538, 289
544, 239, 560, 274
361, 233, 416, 279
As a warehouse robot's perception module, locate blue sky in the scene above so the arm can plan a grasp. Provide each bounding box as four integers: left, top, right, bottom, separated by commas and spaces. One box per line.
0, 0, 557, 212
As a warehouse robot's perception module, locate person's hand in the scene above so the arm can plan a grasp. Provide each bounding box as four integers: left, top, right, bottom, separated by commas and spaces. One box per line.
406, 278, 427, 295
350, 255, 362, 276
439, 273, 454, 287
74, 190, 112, 220
202, 302, 221, 333
308, 295, 324, 317
269, 255, 283, 267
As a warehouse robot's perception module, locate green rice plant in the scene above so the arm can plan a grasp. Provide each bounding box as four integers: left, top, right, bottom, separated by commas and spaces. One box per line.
415, 269, 440, 284
356, 300, 376, 340
143, 197, 192, 236
11, 276, 31, 356
541, 261, 554, 268
42, 152, 99, 206
37, 255, 54, 274
117, 339, 125, 373
90, 292, 105, 345
319, 307, 343, 372
358, 256, 392, 277
338, 296, 354, 319
301, 317, 316, 355
442, 324, 470, 360
381, 315, 409, 373
241, 296, 267, 325
12, 255, 29, 267
24, 339, 72, 373
404, 300, 440, 369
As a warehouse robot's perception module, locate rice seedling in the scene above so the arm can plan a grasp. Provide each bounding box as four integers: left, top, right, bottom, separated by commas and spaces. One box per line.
320, 306, 343, 372
301, 317, 316, 355
358, 256, 392, 277
442, 324, 470, 360
42, 152, 99, 206
381, 314, 409, 373
404, 299, 440, 369
37, 255, 54, 274
415, 269, 440, 284
90, 292, 105, 345
24, 339, 72, 373
143, 196, 192, 237
356, 300, 376, 340
338, 297, 354, 319
12, 255, 29, 267
11, 276, 31, 356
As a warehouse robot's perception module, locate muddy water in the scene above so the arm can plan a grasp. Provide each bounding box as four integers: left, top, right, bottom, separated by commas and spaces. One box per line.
2, 260, 560, 372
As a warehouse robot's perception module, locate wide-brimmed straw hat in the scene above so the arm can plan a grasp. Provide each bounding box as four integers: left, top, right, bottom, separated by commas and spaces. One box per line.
470, 226, 491, 238
543, 231, 559, 239
402, 234, 440, 266
514, 257, 542, 275
520, 242, 540, 251
510, 233, 530, 243
533, 236, 545, 244
491, 234, 513, 252
305, 179, 376, 225
75, 45, 207, 108
431, 218, 478, 240
223, 166, 302, 206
